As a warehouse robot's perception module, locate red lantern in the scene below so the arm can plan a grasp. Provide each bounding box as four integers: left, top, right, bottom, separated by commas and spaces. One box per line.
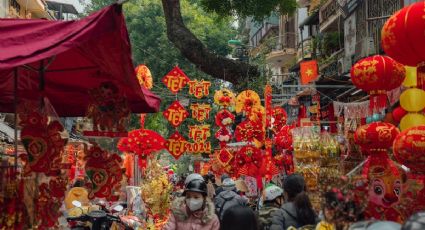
393, 125, 425, 174
392, 106, 407, 123
354, 122, 400, 154
350, 55, 405, 110
381, 2, 425, 67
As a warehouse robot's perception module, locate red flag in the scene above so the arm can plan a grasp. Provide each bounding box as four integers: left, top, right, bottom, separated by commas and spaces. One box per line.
300, 60, 319, 85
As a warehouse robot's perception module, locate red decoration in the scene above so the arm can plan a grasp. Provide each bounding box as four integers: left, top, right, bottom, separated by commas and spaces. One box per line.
135, 64, 153, 89
350, 55, 405, 110
190, 103, 212, 122
19, 108, 68, 175
188, 80, 211, 99
275, 125, 294, 150
393, 125, 425, 174
35, 177, 67, 228
392, 106, 407, 123
300, 60, 319, 85
272, 107, 288, 133
215, 109, 235, 147
86, 81, 130, 133
354, 122, 400, 154
265, 85, 272, 128
162, 66, 190, 94
165, 131, 187, 159
85, 144, 123, 199
126, 129, 166, 156
163, 100, 189, 127
381, 1, 425, 67
235, 120, 264, 148
217, 148, 233, 166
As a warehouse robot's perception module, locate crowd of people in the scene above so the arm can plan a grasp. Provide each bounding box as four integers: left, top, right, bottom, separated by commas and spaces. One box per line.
163, 173, 425, 230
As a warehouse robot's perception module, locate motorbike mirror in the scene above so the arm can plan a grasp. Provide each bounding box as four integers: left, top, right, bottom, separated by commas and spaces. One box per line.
113, 205, 124, 212
72, 200, 82, 208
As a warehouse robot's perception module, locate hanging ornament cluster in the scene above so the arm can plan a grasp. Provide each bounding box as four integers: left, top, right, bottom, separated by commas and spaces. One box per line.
214, 88, 236, 107
84, 81, 130, 137
84, 144, 123, 200
163, 100, 189, 127
271, 107, 288, 134
353, 122, 406, 222
187, 125, 211, 153
162, 66, 190, 94
165, 131, 187, 160
350, 55, 405, 111
135, 64, 153, 89
215, 109, 235, 147
125, 129, 166, 156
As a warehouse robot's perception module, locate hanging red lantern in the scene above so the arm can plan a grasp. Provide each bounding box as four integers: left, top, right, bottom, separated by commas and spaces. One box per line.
354, 122, 400, 154
350, 55, 405, 110
393, 125, 425, 174
392, 106, 408, 123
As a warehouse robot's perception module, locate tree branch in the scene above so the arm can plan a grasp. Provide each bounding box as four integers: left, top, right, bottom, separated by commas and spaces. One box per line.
161, 0, 259, 85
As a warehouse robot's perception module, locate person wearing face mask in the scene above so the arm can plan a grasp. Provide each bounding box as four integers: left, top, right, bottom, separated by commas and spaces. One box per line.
164, 174, 220, 230
258, 185, 285, 230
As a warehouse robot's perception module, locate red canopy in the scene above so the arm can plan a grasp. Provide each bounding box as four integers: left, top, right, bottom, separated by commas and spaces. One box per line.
0, 4, 160, 116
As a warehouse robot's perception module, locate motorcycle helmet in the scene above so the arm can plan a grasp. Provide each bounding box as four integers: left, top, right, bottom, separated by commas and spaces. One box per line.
183, 173, 207, 195
264, 185, 284, 202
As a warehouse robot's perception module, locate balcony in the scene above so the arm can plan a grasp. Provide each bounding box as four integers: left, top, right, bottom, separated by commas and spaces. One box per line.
319, 0, 341, 32
265, 33, 297, 66
296, 37, 314, 62
250, 22, 279, 48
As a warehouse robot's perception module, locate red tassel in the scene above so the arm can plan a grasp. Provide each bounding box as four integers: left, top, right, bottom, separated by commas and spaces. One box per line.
369, 93, 387, 111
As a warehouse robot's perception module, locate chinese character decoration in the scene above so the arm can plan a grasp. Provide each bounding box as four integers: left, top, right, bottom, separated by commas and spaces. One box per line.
162, 66, 190, 94
353, 122, 406, 222
215, 109, 235, 148
85, 81, 130, 136
272, 107, 287, 134
264, 84, 272, 128
235, 119, 265, 148
188, 80, 211, 99
217, 148, 233, 167
186, 125, 211, 154
235, 146, 262, 184
84, 144, 123, 200
165, 131, 187, 159
135, 64, 153, 89
190, 103, 212, 122
214, 88, 235, 108
260, 139, 280, 181
163, 100, 189, 127
19, 101, 68, 175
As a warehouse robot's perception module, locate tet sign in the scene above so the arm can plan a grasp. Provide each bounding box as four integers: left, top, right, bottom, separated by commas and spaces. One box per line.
162, 66, 190, 94
165, 131, 187, 159
190, 103, 211, 122
188, 80, 211, 99
163, 101, 189, 127
188, 125, 210, 142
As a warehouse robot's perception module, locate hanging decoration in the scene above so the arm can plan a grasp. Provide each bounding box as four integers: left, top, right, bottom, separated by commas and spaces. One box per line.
214, 88, 235, 107
188, 80, 211, 99
274, 125, 294, 150
162, 66, 190, 94
165, 131, 187, 160
19, 101, 68, 175
264, 84, 272, 128
135, 64, 153, 89
85, 81, 130, 136
235, 120, 265, 148
235, 90, 261, 114
392, 106, 408, 124
260, 139, 280, 180
0, 171, 26, 229
236, 146, 262, 178
84, 144, 123, 199
190, 103, 212, 122
217, 148, 233, 166
186, 125, 211, 154
350, 55, 405, 111
354, 122, 406, 222
272, 107, 288, 133
163, 100, 189, 127
215, 109, 235, 148
300, 60, 319, 85
126, 129, 166, 156
333, 101, 370, 119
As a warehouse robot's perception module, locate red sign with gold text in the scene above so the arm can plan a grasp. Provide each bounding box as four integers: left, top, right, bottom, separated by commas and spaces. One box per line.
165, 131, 187, 159
188, 80, 211, 99
190, 103, 212, 122
163, 100, 189, 127
188, 125, 210, 142
162, 66, 191, 94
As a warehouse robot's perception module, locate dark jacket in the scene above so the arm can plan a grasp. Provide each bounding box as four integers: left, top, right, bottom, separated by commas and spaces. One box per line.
270, 202, 318, 230
213, 190, 247, 220
258, 203, 280, 230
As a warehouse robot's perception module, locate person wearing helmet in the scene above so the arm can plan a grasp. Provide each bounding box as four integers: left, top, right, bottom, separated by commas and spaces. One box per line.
402, 211, 425, 230
214, 178, 248, 220
164, 173, 220, 230
258, 184, 284, 230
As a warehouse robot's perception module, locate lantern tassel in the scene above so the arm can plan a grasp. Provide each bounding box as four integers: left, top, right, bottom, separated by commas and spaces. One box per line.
369, 93, 387, 111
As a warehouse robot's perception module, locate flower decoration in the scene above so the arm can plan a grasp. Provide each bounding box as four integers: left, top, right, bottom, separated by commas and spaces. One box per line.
126, 129, 166, 156
135, 64, 153, 89
235, 90, 261, 114
214, 88, 235, 107
235, 120, 265, 148
272, 107, 288, 133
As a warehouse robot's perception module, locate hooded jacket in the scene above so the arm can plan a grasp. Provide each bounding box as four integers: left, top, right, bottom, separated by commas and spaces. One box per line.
163, 197, 220, 230
214, 190, 247, 220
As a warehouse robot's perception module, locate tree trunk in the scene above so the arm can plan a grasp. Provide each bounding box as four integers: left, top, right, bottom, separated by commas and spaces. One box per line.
161, 0, 259, 85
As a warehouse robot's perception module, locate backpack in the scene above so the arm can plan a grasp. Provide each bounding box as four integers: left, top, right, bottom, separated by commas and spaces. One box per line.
281, 208, 315, 230
258, 206, 280, 230
215, 195, 245, 220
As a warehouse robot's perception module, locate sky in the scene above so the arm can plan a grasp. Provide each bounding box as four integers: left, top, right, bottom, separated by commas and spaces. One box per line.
50, 0, 85, 13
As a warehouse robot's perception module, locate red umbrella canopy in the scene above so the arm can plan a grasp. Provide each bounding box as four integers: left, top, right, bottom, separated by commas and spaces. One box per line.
124, 129, 166, 156
0, 4, 160, 116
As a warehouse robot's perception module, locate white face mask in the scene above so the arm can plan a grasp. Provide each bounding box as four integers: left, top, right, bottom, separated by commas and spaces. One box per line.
186, 198, 204, 211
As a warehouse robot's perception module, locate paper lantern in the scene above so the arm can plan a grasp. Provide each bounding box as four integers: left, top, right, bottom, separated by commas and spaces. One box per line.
400, 88, 425, 112
381, 2, 425, 67
350, 55, 405, 110
354, 122, 400, 154
135, 64, 153, 89
400, 113, 425, 131
393, 126, 425, 174
392, 107, 408, 123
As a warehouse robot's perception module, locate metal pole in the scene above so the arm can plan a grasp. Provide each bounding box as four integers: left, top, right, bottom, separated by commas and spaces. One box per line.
13, 68, 18, 171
